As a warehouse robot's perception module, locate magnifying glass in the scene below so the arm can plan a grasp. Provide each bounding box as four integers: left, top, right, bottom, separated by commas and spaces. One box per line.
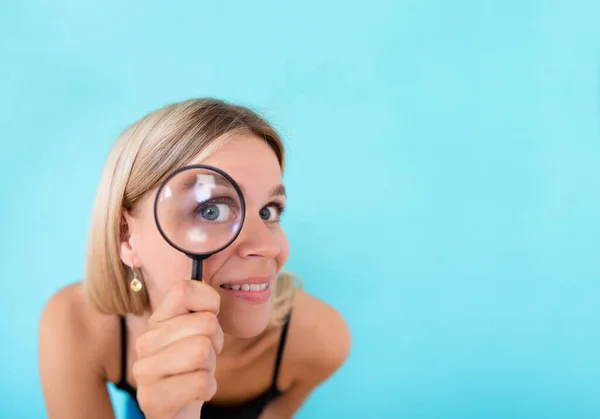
153, 164, 246, 281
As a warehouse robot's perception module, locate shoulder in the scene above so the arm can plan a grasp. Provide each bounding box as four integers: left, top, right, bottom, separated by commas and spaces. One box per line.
257, 289, 351, 417
39, 282, 118, 378
38, 282, 120, 416
39, 281, 116, 343
285, 288, 352, 384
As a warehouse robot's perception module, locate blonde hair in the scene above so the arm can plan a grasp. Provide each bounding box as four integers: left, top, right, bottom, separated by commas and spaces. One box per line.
84, 98, 299, 326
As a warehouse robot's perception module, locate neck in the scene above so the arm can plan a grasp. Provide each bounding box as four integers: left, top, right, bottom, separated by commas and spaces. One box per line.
222, 333, 239, 353
221, 331, 259, 356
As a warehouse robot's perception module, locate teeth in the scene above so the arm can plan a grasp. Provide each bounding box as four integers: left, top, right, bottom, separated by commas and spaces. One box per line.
222, 283, 269, 292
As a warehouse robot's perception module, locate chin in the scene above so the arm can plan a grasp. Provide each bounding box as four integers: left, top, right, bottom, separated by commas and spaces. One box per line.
217, 301, 272, 338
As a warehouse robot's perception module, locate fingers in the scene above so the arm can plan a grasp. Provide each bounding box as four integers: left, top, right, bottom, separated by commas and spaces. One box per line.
134, 279, 223, 418
137, 370, 217, 419
136, 311, 224, 359
133, 334, 217, 384
149, 280, 220, 327
173, 401, 205, 419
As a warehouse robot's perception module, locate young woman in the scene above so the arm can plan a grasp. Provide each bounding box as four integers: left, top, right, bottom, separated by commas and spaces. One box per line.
38, 98, 351, 419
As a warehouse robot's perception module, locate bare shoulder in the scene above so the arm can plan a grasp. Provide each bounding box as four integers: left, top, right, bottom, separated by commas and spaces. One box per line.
258, 289, 351, 417
39, 282, 91, 353
39, 282, 117, 355
38, 282, 117, 418
286, 288, 352, 382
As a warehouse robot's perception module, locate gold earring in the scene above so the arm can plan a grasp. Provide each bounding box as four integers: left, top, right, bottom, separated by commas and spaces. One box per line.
130, 264, 143, 293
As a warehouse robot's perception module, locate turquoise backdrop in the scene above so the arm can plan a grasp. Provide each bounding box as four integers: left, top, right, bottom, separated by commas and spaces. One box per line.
1, 1, 599, 418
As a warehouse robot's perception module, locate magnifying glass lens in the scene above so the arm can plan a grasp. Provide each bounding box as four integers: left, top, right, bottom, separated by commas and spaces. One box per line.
155, 167, 244, 256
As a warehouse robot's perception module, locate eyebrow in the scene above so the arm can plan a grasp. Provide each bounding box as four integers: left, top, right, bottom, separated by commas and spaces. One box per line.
237, 183, 286, 198
177, 175, 286, 199
270, 184, 286, 198
180, 174, 236, 191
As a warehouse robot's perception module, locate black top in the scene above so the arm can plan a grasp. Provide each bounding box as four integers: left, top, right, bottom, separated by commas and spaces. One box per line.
115, 314, 292, 419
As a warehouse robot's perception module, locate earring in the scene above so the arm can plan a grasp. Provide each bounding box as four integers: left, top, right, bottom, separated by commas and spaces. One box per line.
130, 264, 143, 293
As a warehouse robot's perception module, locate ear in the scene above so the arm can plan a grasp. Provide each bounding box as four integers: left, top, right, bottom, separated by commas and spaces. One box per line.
119, 209, 138, 268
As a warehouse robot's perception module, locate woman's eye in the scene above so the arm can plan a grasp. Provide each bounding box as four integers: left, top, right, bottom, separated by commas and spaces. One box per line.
198, 203, 232, 222
259, 205, 282, 222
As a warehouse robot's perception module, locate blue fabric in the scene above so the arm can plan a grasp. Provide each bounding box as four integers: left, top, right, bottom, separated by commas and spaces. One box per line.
124, 396, 144, 419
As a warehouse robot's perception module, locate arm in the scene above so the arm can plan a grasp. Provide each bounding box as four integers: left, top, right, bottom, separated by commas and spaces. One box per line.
38, 285, 115, 419
260, 292, 352, 418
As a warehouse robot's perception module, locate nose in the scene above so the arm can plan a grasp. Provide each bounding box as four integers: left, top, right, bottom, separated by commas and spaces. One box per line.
235, 210, 281, 259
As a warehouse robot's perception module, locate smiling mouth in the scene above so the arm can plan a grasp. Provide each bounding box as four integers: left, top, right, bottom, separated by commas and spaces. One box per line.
220, 283, 270, 292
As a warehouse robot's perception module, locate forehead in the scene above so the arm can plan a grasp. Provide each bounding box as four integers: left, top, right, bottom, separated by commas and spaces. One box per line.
199, 135, 283, 187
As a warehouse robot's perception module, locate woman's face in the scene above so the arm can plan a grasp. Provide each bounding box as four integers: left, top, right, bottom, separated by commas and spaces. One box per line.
122, 134, 289, 337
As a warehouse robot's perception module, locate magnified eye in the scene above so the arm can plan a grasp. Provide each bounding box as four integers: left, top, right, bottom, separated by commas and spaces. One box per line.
195, 198, 238, 223
200, 204, 230, 221
154, 166, 247, 263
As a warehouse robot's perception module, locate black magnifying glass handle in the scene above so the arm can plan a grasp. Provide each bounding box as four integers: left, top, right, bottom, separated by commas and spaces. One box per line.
191, 258, 203, 281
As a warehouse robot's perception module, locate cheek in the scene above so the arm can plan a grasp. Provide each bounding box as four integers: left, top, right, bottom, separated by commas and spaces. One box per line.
202, 226, 290, 280
201, 248, 234, 284
133, 223, 192, 293
275, 228, 289, 271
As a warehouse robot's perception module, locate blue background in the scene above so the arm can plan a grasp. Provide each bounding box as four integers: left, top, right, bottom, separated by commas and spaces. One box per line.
1, 1, 600, 418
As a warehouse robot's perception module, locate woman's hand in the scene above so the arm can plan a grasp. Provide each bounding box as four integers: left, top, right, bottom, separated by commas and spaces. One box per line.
133, 280, 223, 419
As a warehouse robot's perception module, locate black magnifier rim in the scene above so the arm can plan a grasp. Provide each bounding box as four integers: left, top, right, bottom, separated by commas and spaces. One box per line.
153, 164, 246, 259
